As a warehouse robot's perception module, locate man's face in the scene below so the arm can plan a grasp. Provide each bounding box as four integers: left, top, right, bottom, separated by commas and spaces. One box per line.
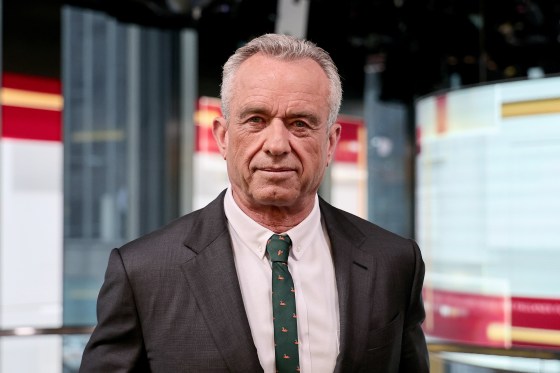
213, 54, 341, 214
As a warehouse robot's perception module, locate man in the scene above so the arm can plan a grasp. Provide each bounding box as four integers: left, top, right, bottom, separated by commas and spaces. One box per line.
80, 33, 429, 372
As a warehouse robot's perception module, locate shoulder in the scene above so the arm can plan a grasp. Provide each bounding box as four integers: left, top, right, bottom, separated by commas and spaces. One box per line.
319, 198, 421, 260
319, 198, 412, 244
116, 191, 228, 266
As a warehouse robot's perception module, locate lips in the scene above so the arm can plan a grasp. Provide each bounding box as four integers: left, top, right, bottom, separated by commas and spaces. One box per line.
254, 167, 298, 178
260, 167, 294, 172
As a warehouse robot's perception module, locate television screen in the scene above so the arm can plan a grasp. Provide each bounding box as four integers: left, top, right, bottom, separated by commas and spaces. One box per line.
416, 76, 560, 350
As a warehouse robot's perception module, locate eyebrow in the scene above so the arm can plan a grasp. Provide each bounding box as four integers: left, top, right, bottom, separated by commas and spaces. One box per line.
237, 106, 270, 120
238, 106, 321, 127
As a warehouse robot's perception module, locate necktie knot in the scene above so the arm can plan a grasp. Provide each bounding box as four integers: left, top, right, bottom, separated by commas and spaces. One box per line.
266, 234, 292, 263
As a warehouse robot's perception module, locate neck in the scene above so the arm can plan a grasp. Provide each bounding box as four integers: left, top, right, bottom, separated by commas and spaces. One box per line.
232, 192, 315, 233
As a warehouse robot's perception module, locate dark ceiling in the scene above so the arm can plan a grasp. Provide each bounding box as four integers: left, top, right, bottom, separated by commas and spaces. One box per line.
4, 0, 560, 104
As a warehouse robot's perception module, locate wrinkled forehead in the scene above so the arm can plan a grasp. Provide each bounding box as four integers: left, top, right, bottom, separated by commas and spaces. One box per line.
235, 53, 329, 85
230, 55, 330, 116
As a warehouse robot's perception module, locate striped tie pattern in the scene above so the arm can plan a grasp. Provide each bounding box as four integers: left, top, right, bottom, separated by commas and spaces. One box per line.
266, 234, 300, 372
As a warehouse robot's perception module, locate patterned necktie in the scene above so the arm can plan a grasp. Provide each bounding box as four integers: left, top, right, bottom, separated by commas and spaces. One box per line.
266, 234, 300, 372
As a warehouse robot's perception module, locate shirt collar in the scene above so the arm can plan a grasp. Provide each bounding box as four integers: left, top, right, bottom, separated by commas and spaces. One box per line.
223, 188, 321, 261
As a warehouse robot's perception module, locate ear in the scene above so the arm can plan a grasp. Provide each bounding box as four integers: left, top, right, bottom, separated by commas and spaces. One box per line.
212, 117, 228, 159
326, 122, 341, 166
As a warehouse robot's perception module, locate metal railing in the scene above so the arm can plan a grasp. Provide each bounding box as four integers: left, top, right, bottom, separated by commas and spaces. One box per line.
0, 326, 94, 337
0, 326, 560, 360
0, 326, 559, 358
1, 326, 559, 372
428, 341, 560, 360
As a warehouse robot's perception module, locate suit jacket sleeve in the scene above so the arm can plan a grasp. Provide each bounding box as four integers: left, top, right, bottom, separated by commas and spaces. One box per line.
79, 248, 149, 373
399, 240, 430, 372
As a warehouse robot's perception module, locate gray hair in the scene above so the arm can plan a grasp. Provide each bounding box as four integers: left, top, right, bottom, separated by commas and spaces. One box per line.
220, 33, 342, 126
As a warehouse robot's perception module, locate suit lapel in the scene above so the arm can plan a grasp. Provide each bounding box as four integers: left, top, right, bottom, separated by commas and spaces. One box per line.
180, 192, 263, 373
320, 200, 376, 372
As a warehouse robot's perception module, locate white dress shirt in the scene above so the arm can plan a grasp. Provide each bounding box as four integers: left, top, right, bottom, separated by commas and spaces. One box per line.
224, 188, 339, 373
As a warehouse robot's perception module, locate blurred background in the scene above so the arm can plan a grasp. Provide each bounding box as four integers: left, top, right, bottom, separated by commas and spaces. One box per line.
1, 0, 559, 372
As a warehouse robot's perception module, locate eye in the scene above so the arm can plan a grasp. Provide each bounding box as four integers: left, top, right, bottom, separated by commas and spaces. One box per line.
247, 116, 265, 124
292, 120, 308, 128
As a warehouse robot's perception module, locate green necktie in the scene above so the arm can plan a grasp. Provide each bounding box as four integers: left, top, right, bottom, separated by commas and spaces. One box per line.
266, 234, 300, 372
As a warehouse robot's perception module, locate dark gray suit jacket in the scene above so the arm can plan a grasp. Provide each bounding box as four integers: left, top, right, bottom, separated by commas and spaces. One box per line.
80, 191, 429, 372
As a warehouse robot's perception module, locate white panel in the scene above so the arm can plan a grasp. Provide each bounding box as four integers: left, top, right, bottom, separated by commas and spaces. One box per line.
193, 153, 229, 210
0, 139, 63, 328
0, 337, 62, 373
331, 163, 367, 219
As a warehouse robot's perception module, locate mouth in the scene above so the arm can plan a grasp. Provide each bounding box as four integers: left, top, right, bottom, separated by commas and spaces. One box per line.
255, 167, 297, 177
259, 167, 295, 172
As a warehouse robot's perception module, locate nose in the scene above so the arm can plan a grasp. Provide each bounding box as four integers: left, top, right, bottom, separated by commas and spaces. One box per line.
262, 119, 291, 156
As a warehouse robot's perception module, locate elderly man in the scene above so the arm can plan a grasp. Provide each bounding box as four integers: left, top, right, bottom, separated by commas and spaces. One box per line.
80, 33, 429, 373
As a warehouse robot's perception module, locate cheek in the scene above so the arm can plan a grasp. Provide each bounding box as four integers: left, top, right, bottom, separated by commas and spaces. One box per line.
228, 136, 260, 166
299, 143, 327, 169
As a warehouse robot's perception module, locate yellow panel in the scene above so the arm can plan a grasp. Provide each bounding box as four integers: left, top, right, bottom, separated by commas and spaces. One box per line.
1, 88, 63, 111
502, 98, 560, 118
488, 323, 560, 346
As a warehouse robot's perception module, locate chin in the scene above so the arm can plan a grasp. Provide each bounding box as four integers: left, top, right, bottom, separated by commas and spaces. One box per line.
251, 188, 299, 207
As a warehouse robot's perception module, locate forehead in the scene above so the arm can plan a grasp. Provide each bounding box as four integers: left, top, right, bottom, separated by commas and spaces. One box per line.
235, 54, 329, 87
231, 54, 331, 116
